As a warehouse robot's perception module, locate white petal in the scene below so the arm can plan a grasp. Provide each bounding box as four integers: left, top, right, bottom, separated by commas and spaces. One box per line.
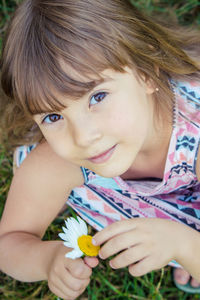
58, 233, 69, 241
65, 218, 80, 238
70, 218, 83, 237
63, 241, 74, 248
68, 231, 81, 248
77, 216, 88, 235
59, 217, 89, 257
63, 240, 80, 250
62, 226, 70, 234
59, 228, 79, 246
65, 249, 83, 259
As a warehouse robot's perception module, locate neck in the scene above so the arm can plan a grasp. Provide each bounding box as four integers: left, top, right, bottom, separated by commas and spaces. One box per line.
122, 104, 173, 180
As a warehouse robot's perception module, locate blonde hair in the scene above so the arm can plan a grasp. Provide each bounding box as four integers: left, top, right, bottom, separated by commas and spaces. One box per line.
0, 0, 200, 148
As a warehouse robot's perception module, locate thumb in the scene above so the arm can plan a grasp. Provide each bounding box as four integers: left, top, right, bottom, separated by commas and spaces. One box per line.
84, 256, 99, 268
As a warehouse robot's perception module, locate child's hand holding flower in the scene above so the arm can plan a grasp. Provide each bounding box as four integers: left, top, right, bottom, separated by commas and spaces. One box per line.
46, 217, 99, 299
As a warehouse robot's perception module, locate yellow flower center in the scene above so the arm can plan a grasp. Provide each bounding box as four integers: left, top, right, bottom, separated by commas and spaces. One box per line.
77, 235, 100, 257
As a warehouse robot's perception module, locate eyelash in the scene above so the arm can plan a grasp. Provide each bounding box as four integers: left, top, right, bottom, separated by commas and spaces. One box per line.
90, 91, 108, 105
42, 91, 108, 124
42, 114, 63, 124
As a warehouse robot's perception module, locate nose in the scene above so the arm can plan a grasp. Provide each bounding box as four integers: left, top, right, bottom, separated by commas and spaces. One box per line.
71, 114, 102, 148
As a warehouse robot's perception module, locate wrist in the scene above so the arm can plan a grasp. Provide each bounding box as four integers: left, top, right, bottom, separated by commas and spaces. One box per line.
38, 240, 63, 280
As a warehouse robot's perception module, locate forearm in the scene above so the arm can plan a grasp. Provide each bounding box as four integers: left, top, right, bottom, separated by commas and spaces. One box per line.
0, 231, 62, 282
174, 223, 200, 281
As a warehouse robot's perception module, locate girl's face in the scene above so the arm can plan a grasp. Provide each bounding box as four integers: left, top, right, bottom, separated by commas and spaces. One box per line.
34, 67, 156, 178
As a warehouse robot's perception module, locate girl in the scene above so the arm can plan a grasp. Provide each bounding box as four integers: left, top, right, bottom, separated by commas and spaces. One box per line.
0, 0, 200, 298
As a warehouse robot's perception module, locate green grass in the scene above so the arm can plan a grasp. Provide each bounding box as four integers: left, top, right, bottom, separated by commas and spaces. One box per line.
1, 0, 200, 299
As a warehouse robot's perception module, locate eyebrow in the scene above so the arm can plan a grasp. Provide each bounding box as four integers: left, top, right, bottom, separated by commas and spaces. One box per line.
86, 76, 113, 93
33, 77, 114, 117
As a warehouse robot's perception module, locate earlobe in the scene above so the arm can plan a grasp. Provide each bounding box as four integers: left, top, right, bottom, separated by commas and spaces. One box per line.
140, 65, 159, 95
145, 79, 157, 95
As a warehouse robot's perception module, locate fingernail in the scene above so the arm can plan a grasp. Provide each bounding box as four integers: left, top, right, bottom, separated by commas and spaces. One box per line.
92, 238, 97, 245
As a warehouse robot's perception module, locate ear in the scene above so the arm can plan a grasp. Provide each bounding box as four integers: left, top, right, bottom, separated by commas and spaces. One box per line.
139, 73, 157, 95
124, 66, 158, 95
144, 77, 156, 94
144, 65, 160, 95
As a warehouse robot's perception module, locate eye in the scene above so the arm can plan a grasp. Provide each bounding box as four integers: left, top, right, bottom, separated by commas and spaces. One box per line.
42, 113, 63, 124
90, 92, 108, 106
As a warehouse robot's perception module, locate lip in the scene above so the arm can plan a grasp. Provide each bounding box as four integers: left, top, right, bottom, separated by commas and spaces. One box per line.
88, 144, 116, 164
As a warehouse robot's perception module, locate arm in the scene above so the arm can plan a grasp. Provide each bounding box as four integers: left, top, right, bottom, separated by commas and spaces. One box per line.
0, 142, 85, 281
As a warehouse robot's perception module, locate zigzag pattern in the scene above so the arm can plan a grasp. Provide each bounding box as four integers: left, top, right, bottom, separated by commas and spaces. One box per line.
176, 136, 196, 151
69, 183, 200, 232
179, 85, 200, 109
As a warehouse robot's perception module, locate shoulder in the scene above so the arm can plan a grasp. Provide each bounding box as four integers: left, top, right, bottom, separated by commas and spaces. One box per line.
0, 142, 84, 237
17, 141, 84, 188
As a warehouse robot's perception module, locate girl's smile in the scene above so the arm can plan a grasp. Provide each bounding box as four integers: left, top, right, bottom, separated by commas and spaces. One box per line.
88, 144, 117, 164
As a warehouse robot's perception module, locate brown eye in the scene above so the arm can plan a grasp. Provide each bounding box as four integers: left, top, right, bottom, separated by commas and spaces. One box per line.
90, 92, 107, 105
43, 113, 63, 124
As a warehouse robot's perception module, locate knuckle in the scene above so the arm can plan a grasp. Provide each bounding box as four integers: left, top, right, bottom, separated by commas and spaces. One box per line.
52, 264, 60, 275
73, 266, 84, 277
113, 236, 122, 249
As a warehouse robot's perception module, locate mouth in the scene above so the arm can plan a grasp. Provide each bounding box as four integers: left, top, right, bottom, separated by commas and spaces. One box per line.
88, 144, 117, 164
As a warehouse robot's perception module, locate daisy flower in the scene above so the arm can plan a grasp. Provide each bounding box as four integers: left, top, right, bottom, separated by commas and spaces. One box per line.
58, 216, 100, 259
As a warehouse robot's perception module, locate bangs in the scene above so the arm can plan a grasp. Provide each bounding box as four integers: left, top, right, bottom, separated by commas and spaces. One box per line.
22, 69, 105, 115
5, 0, 128, 116
14, 43, 121, 115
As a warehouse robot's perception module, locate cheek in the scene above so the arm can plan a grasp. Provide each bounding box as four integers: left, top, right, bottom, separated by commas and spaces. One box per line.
105, 99, 147, 138
41, 129, 73, 160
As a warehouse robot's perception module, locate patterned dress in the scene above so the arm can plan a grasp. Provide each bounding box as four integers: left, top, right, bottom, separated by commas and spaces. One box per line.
16, 79, 200, 267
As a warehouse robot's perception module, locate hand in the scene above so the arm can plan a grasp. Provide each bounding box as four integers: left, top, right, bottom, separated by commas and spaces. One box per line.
93, 218, 187, 277
47, 244, 99, 299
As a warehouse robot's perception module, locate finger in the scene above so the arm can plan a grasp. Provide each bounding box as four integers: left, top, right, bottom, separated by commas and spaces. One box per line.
109, 244, 148, 269
49, 275, 86, 300
84, 256, 99, 268
50, 261, 90, 293
99, 229, 139, 259
49, 284, 71, 300
67, 258, 92, 279
60, 269, 90, 292
49, 284, 75, 300
92, 219, 137, 246
128, 256, 155, 277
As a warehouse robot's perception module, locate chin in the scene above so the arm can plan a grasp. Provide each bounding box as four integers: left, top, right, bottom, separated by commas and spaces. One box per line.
90, 162, 131, 178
